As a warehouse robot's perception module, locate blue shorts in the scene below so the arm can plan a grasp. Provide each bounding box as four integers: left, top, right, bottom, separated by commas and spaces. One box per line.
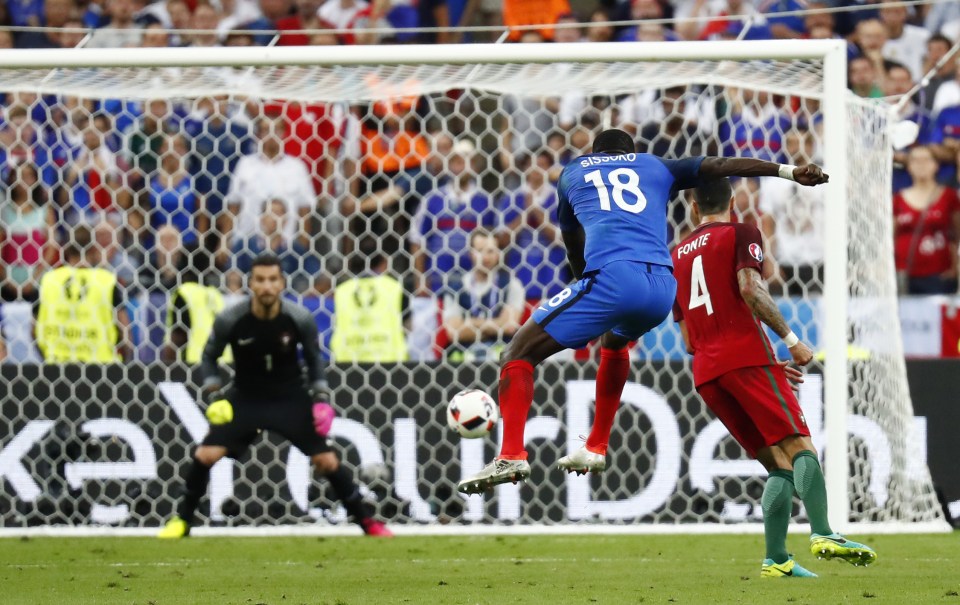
532, 261, 677, 349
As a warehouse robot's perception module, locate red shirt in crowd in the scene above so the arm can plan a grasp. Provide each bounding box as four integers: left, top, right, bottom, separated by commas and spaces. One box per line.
893, 187, 960, 278
262, 100, 346, 195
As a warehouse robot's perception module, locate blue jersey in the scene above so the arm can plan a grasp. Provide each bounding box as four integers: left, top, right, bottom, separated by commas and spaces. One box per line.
557, 153, 704, 272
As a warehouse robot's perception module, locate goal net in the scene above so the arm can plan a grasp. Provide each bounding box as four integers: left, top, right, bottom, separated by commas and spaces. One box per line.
0, 42, 947, 533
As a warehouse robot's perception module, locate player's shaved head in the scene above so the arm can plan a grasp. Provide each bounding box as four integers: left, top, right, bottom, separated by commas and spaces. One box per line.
592, 129, 635, 155
694, 178, 733, 215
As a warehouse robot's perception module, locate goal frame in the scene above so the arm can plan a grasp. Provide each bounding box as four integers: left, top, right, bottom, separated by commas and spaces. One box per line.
0, 39, 916, 533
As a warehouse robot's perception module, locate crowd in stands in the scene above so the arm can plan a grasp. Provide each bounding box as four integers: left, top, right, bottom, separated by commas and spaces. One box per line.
1, 0, 960, 364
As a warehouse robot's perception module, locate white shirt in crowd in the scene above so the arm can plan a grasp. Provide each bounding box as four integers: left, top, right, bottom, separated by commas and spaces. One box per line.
882, 24, 930, 82
317, 0, 370, 29
441, 272, 526, 324
932, 79, 960, 117
758, 178, 825, 267
226, 153, 315, 242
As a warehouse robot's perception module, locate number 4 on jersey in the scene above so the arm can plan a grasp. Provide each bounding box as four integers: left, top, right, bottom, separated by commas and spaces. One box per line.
688, 255, 714, 316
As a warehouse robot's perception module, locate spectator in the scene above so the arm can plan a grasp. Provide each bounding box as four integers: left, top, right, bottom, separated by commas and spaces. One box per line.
14, 0, 75, 49
217, 0, 265, 38
35, 226, 132, 362
615, 0, 680, 42
0, 163, 54, 302
441, 229, 524, 362
246, 0, 296, 45
59, 113, 130, 223
346, 97, 429, 260
893, 145, 960, 295
93, 217, 137, 291
497, 151, 569, 300
761, 0, 806, 39
277, 0, 326, 45
189, 4, 224, 47
921, 34, 957, 112
230, 199, 321, 293
139, 224, 186, 292
623, 84, 714, 143
848, 55, 883, 98
0, 105, 39, 180
758, 128, 825, 296
886, 63, 932, 191
552, 12, 583, 43
141, 22, 172, 47
418, 0, 478, 43
318, 0, 369, 44
855, 19, 890, 90
585, 8, 614, 43
879, 0, 930, 81
696, 0, 772, 41
928, 101, 960, 191
58, 17, 87, 49
410, 139, 497, 293
184, 96, 254, 234
225, 113, 316, 245
933, 60, 960, 117
149, 133, 201, 246
718, 88, 792, 162
499, 85, 562, 172
330, 246, 410, 363
6, 0, 44, 28
123, 98, 172, 189
502, 0, 570, 41
924, 0, 960, 37
86, 0, 144, 48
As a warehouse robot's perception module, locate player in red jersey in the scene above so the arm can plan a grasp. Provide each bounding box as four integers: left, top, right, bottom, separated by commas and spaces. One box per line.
672, 177, 876, 578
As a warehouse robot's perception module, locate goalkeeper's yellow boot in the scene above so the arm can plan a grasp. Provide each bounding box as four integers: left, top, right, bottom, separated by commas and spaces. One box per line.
810, 533, 877, 567
157, 516, 191, 539
761, 558, 818, 578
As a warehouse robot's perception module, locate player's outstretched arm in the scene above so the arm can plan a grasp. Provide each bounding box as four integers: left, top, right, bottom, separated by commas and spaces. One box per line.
737, 267, 814, 366
699, 157, 829, 186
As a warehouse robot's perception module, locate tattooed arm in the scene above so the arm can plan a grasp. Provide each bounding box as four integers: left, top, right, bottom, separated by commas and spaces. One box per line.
737, 267, 813, 366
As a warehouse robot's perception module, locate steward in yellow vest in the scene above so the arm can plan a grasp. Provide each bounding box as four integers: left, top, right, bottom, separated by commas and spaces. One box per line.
331, 258, 409, 363
36, 241, 128, 363
166, 281, 234, 364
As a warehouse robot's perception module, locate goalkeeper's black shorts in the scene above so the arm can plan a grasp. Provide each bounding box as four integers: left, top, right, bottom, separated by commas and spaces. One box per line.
202, 388, 331, 459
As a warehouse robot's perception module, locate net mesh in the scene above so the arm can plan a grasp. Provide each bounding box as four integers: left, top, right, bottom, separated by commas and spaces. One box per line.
0, 56, 944, 529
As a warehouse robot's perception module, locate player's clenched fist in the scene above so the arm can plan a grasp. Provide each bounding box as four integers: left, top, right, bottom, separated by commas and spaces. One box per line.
793, 164, 829, 186
788, 341, 814, 366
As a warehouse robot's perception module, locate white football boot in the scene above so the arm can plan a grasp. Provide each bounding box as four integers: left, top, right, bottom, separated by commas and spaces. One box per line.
457, 458, 531, 494
557, 446, 607, 475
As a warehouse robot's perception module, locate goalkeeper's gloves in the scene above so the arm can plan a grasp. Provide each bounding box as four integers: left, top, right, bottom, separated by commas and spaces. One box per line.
309, 381, 335, 437
206, 399, 234, 425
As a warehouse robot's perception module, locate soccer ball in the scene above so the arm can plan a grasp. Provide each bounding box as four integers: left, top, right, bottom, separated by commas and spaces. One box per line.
447, 389, 499, 439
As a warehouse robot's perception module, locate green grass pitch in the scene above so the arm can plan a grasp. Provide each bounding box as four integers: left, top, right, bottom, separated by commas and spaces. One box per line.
1, 533, 957, 604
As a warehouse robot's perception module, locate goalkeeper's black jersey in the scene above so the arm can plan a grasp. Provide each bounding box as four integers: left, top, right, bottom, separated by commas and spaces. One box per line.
201, 298, 324, 398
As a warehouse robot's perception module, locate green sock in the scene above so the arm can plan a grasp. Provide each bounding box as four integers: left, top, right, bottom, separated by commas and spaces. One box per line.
792, 450, 833, 536
761, 470, 794, 564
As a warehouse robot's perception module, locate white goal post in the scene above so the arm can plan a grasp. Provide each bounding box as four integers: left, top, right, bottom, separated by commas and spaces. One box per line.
0, 40, 949, 534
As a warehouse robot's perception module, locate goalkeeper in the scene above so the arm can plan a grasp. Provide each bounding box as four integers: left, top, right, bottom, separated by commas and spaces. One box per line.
159, 254, 392, 538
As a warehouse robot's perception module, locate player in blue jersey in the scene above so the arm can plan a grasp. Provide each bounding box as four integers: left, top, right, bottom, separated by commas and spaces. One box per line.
458, 129, 828, 494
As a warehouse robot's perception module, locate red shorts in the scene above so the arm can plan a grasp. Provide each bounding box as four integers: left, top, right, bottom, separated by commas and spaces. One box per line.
696, 365, 810, 458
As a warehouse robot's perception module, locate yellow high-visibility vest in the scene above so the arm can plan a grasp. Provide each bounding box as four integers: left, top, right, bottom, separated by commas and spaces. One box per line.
167, 282, 233, 364
331, 275, 408, 363
36, 266, 119, 363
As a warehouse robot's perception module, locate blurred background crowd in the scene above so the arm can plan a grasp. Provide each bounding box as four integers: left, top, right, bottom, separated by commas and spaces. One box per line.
1, 0, 960, 365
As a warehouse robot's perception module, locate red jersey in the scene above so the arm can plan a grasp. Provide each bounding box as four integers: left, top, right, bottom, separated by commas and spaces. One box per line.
672, 222, 777, 386
893, 187, 960, 278
262, 100, 345, 195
